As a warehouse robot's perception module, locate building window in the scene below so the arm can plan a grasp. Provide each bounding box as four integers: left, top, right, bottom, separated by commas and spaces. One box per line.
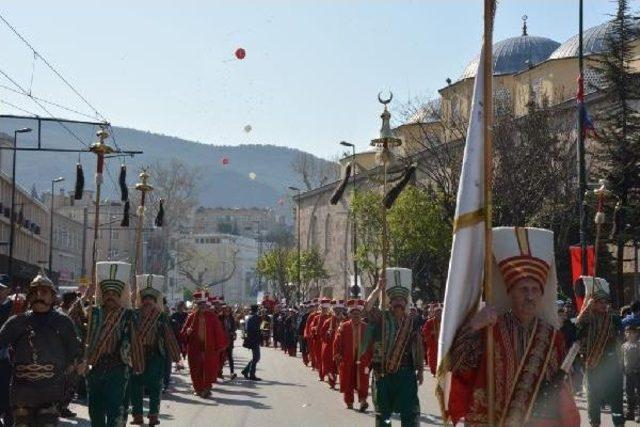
324, 214, 332, 254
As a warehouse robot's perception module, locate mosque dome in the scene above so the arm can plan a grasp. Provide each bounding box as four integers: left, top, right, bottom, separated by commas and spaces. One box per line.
548, 20, 640, 59
460, 34, 560, 80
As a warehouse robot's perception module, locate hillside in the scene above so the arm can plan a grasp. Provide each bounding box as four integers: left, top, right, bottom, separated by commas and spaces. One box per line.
0, 118, 331, 211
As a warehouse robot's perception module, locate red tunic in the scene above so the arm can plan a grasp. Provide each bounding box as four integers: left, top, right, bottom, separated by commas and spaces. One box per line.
304, 312, 320, 368
421, 315, 440, 376
447, 313, 580, 426
333, 319, 372, 406
180, 311, 228, 393
319, 315, 340, 385
311, 313, 330, 377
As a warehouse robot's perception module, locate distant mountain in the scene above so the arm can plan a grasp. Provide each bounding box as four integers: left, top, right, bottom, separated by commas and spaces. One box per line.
0, 118, 330, 213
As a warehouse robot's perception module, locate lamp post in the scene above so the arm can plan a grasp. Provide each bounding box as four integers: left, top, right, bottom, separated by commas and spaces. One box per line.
289, 186, 301, 303
8, 127, 32, 283
340, 141, 359, 298
48, 176, 65, 275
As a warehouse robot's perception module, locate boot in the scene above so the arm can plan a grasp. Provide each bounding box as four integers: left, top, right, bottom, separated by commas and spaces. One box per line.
130, 414, 144, 425
148, 415, 160, 426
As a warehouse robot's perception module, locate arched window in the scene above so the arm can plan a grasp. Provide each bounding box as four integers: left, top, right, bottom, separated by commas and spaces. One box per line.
324, 214, 332, 254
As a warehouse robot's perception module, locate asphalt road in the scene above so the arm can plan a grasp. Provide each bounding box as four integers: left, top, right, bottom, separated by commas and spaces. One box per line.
60, 341, 607, 426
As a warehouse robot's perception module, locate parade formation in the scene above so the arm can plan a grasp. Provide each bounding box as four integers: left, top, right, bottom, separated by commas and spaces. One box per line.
5, 0, 640, 426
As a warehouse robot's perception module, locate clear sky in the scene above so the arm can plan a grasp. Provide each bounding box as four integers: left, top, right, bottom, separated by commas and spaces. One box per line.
0, 0, 615, 159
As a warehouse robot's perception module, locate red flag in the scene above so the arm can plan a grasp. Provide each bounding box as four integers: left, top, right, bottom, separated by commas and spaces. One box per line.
569, 245, 595, 311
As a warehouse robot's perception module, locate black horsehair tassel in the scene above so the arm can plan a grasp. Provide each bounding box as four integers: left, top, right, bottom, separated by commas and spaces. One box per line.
74, 163, 84, 200
383, 165, 417, 209
121, 201, 130, 227
155, 199, 164, 227
329, 162, 352, 205
119, 164, 129, 202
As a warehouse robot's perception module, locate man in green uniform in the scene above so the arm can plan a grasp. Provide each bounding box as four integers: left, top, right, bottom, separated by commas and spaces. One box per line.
363, 268, 424, 427
576, 277, 624, 427
82, 261, 143, 427
130, 274, 181, 426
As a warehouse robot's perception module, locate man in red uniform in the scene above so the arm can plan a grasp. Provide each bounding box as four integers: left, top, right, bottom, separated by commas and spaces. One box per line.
303, 299, 320, 370
445, 227, 580, 426
180, 291, 228, 398
422, 305, 441, 377
334, 299, 372, 412
320, 299, 346, 388
311, 298, 331, 380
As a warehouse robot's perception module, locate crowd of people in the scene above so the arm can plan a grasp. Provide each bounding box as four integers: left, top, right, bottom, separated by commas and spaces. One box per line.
4, 239, 640, 426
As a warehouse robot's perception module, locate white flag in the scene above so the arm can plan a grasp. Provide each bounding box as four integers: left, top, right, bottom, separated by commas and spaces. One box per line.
436, 41, 487, 418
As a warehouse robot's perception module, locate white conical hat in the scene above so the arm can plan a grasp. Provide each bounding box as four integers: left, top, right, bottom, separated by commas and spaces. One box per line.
491, 227, 558, 328
578, 276, 610, 301
385, 267, 412, 302
136, 274, 165, 309
96, 261, 131, 308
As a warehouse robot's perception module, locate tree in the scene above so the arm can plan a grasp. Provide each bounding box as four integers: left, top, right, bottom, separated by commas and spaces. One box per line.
387, 186, 452, 301
291, 152, 340, 191
256, 247, 294, 303
177, 241, 239, 292
591, 0, 640, 302
147, 159, 202, 290
351, 190, 384, 288
288, 247, 329, 301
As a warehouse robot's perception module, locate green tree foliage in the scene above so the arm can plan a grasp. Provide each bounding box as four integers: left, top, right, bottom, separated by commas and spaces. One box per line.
256, 247, 293, 303
591, 0, 640, 302
288, 247, 330, 301
350, 186, 452, 300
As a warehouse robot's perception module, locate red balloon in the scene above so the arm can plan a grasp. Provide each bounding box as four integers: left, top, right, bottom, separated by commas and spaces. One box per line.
235, 48, 246, 60
221, 157, 229, 166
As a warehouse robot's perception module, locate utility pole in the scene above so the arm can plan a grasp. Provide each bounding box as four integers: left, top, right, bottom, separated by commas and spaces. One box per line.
80, 206, 88, 277
8, 127, 32, 284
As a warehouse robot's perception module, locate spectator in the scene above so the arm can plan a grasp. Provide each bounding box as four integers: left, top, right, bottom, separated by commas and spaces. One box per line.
622, 300, 640, 329
623, 326, 640, 422
241, 305, 262, 381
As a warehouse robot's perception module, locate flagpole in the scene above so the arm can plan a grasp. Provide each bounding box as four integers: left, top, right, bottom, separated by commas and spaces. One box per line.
483, 0, 495, 424
577, 0, 588, 276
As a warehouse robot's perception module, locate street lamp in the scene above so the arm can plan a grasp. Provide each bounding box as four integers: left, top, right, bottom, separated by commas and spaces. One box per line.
288, 186, 301, 303
340, 141, 359, 298
8, 127, 32, 284
48, 177, 65, 275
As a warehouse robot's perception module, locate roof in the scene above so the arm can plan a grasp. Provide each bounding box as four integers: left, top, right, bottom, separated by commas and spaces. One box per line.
460, 35, 560, 80
550, 21, 615, 60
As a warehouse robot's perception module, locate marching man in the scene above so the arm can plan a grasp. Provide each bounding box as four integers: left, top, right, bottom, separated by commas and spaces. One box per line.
180, 290, 227, 398
320, 299, 346, 389
303, 299, 319, 369
364, 268, 424, 427
130, 274, 181, 426
311, 298, 332, 381
333, 299, 372, 412
445, 227, 580, 426
83, 261, 144, 427
422, 304, 441, 377
0, 273, 80, 427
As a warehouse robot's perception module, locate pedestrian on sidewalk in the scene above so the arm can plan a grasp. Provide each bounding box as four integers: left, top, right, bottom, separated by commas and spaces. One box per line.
221, 304, 238, 380
242, 304, 262, 381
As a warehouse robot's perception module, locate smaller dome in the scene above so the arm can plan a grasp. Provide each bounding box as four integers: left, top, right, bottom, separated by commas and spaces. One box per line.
460, 35, 560, 80
549, 22, 612, 59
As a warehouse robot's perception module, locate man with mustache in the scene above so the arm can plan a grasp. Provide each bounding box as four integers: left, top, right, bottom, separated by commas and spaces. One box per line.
130, 275, 181, 426
363, 268, 424, 427
446, 227, 580, 426
0, 273, 80, 427
82, 261, 143, 427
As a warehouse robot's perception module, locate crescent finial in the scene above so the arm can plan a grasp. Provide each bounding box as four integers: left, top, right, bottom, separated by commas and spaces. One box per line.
378, 91, 393, 105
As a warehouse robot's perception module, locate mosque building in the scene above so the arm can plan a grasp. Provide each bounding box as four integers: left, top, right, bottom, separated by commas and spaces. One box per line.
293, 18, 640, 300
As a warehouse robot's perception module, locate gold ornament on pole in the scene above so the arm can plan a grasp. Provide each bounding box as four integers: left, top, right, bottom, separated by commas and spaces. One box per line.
593, 179, 612, 277
132, 168, 153, 304
370, 91, 402, 378
88, 127, 114, 294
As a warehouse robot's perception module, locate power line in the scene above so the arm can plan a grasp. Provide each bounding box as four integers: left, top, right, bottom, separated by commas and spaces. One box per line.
0, 67, 90, 148
0, 99, 37, 117
0, 83, 98, 120
0, 12, 106, 122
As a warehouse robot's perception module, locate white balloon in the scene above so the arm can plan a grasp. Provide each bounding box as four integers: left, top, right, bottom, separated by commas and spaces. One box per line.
249, 172, 257, 180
